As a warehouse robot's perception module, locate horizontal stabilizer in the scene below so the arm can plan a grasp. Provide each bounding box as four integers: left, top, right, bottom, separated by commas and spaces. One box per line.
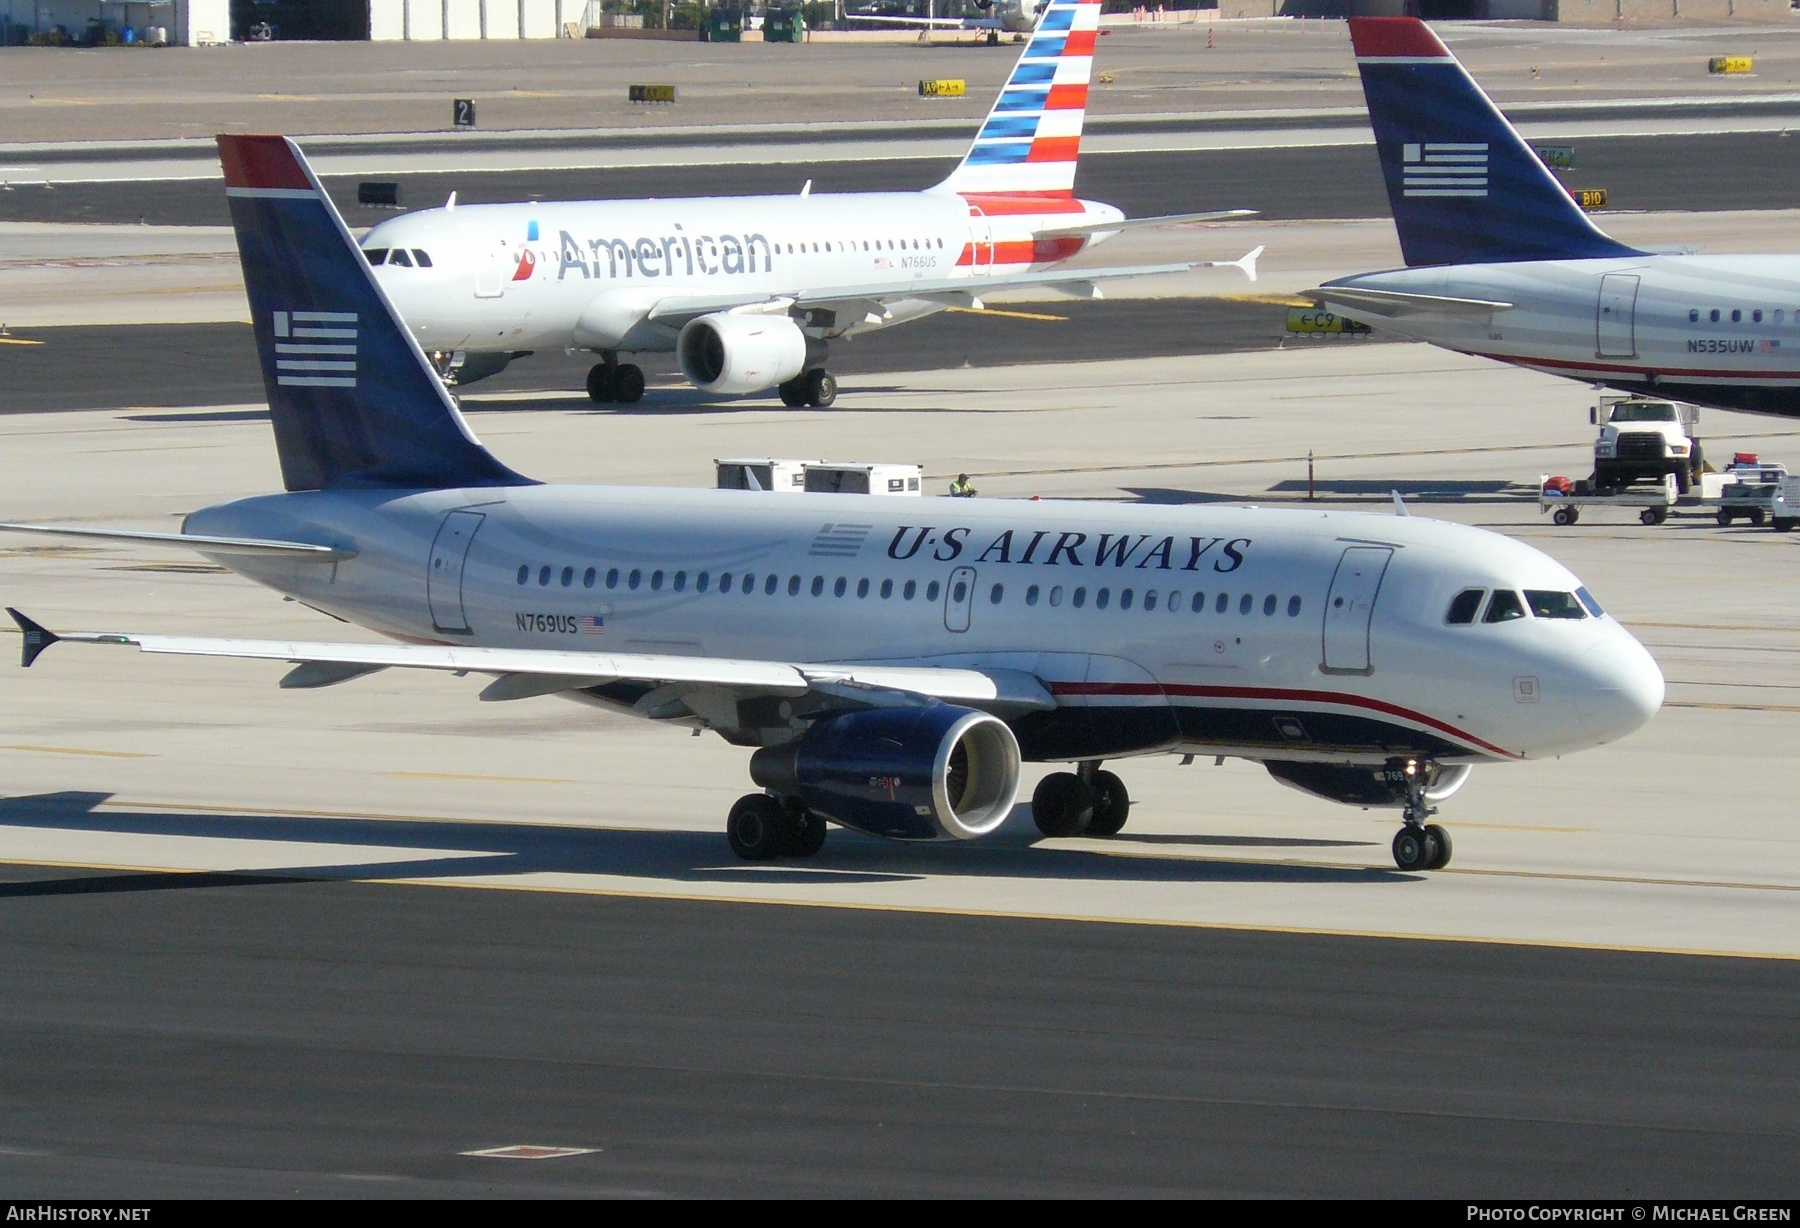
0, 523, 354, 560
1308, 286, 1513, 319
1033, 209, 1257, 238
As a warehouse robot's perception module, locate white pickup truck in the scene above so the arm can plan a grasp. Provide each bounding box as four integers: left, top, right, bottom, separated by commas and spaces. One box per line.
1591, 398, 1702, 495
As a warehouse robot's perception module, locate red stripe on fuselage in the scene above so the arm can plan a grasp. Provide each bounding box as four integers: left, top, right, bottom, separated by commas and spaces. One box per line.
1049, 680, 1520, 759
1470, 350, 1800, 384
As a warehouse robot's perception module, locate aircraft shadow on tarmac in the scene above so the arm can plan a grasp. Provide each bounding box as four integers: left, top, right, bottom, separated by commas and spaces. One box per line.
0, 791, 1418, 896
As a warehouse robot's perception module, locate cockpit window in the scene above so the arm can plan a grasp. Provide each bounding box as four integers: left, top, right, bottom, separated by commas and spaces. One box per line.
1525, 590, 1587, 620
1610, 401, 1677, 423
1483, 590, 1526, 623
1576, 587, 1605, 618
1445, 588, 1485, 625
363, 248, 388, 265
388, 249, 413, 267
413, 249, 433, 267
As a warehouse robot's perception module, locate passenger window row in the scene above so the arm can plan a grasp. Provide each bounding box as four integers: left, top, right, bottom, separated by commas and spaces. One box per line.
1689, 307, 1784, 325
778, 239, 944, 255
513, 563, 1305, 620
364, 248, 433, 268
1444, 587, 1602, 625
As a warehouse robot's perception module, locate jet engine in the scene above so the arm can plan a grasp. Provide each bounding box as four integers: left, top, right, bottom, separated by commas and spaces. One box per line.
749, 705, 1021, 841
1264, 760, 1472, 808
677, 312, 810, 395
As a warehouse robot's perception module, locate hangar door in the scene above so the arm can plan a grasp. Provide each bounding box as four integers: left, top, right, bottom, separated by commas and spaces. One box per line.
1321, 546, 1393, 675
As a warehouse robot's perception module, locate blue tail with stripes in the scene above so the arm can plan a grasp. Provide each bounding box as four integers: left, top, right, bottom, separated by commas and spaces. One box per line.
1349, 18, 1642, 267
218, 134, 531, 493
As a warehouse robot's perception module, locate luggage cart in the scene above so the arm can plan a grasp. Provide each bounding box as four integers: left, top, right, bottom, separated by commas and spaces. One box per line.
1539, 473, 1678, 526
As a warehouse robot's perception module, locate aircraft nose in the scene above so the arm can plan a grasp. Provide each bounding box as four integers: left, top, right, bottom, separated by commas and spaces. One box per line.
1573, 633, 1664, 743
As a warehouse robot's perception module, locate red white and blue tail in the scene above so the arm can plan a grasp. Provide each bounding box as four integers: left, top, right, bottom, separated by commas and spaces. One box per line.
936, 0, 1100, 199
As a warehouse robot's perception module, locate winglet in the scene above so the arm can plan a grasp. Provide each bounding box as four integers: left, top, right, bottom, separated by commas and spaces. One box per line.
8, 608, 59, 668
1201, 245, 1263, 282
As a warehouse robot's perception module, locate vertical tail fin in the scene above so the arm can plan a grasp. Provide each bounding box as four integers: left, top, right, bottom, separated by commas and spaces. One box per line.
1349, 18, 1643, 267
935, 0, 1100, 199
217, 135, 531, 492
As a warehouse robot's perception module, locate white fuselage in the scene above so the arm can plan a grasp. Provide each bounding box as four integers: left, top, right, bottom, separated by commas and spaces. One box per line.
363, 190, 1118, 355
185, 488, 1663, 766
1328, 255, 1800, 416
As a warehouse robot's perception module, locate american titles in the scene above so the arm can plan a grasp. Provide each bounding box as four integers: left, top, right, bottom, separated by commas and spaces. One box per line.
557, 227, 774, 281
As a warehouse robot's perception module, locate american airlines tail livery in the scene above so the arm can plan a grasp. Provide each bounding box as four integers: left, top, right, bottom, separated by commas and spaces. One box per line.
360, 0, 1259, 408
1313, 17, 1800, 418
2, 135, 1662, 872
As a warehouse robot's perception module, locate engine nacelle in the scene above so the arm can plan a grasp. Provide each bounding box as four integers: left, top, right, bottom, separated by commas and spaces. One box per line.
1264, 761, 1472, 808
678, 312, 809, 395
749, 705, 1021, 841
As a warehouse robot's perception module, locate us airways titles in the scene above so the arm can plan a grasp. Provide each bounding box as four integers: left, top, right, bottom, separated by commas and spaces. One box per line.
555, 226, 775, 282
887, 525, 1252, 572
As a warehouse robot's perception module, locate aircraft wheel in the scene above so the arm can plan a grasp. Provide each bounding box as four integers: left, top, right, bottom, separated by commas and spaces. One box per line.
805, 369, 837, 408
1031, 771, 1094, 838
613, 364, 645, 404
727, 793, 787, 861
1424, 824, 1453, 870
586, 363, 616, 404
1392, 826, 1433, 872
1085, 770, 1130, 837
1552, 507, 1577, 527
777, 378, 807, 408
782, 804, 828, 858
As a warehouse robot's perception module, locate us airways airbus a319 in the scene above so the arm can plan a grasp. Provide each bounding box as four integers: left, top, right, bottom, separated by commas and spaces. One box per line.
358, 0, 1260, 408
1, 136, 1661, 872
1312, 17, 1800, 418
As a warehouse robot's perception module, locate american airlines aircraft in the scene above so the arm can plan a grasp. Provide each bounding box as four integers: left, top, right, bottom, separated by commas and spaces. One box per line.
2, 136, 1663, 873
1311, 17, 1800, 419
359, 0, 1259, 408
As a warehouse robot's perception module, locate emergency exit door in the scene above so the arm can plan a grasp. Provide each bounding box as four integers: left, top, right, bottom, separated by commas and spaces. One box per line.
1321, 546, 1393, 674
1596, 273, 1639, 358
944, 567, 977, 632
427, 510, 485, 634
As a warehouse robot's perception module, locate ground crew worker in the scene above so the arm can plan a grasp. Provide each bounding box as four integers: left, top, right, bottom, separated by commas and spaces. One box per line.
949, 473, 977, 498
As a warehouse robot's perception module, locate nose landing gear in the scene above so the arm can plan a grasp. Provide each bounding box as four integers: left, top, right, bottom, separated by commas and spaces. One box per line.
1387, 757, 1454, 871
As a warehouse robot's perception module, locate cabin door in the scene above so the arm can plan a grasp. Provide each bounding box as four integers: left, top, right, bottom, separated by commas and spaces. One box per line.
427, 510, 485, 635
1321, 546, 1393, 675
1596, 273, 1639, 358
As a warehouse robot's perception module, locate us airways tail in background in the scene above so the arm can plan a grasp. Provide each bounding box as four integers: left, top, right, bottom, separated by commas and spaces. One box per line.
358, 0, 1259, 408
1, 135, 1660, 873
1311, 17, 1800, 419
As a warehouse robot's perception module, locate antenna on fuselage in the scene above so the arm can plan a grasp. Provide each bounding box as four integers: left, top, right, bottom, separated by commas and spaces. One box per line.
445, 191, 457, 211
799, 179, 812, 199
1392, 490, 1410, 517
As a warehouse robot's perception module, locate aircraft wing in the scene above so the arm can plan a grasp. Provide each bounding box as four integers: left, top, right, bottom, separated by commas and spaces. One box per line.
634, 263, 1196, 329
1307, 287, 1515, 319
1031, 210, 1257, 238
7, 610, 1055, 714
0, 523, 354, 561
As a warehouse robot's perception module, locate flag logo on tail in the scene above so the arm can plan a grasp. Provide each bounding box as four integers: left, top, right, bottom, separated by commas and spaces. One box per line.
272, 310, 357, 388
1401, 142, 1489, 198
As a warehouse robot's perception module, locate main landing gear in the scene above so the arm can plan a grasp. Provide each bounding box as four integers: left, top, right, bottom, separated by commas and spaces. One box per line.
1387, 758, 1453, 872
776, 369, 838, 409
726, 792, 828, 860
1031, 761, 1131, 838
586, 355, 645, 405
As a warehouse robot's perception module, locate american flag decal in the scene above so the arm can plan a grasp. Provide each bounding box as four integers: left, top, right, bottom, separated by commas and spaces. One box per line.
1401, 142, 1489, 198
578, 615, 605, 635
273, 310, 357, 388
809, 523, 872, 558
1761, 339, 1782, 354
